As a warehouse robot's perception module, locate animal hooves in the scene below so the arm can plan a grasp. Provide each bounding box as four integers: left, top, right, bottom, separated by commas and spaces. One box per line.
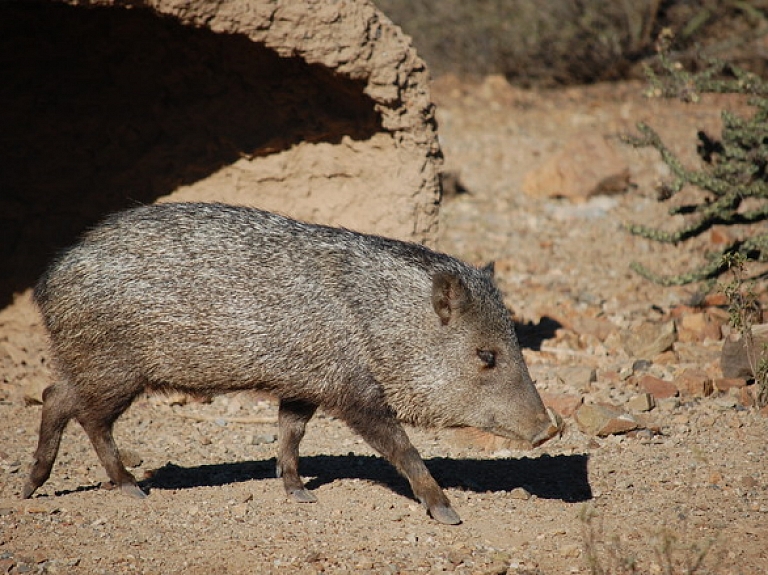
118, 483, 147, 499
288, 488, 318, 503
430, 505, 462, 525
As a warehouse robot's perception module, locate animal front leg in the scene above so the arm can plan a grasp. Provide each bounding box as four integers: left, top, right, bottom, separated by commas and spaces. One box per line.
344, 413, 461, 525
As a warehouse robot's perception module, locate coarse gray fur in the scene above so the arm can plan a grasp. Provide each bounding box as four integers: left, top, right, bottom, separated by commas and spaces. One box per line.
23, 202, 557, 524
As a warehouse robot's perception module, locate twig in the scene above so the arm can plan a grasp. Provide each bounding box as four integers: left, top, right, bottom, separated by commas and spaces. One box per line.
174, 412, 277, 424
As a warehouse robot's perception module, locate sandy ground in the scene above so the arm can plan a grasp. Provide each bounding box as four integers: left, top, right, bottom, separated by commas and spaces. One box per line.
1, 78, 767, 574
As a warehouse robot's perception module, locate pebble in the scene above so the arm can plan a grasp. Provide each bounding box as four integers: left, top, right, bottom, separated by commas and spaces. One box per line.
509, 487, 531, 500
637, 375, 678, 400
559, 544, 581, 558
120, 448, 143, 468
656, 397, 680, 412
674, 369, 714, 397
574, 403, 639, 436
714, 396, 738, 410
621, 321, 676, 359
741, 475, 758, 489
252, 433, 277, 445
626, 393, 655, 412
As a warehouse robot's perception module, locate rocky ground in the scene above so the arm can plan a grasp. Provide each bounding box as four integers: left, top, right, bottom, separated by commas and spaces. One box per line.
1, 77, 768, 574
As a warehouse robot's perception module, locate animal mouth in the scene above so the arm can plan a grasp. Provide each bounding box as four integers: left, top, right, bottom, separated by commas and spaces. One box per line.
485, 408, 562, 447
531, 408, 562, 446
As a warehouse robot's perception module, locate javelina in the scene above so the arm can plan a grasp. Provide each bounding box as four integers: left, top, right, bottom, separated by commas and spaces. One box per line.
23, 202, 558, 524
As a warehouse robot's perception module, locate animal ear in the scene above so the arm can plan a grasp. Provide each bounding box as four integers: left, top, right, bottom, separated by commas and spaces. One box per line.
432, 271, 470, 325
481, 261, 495, 278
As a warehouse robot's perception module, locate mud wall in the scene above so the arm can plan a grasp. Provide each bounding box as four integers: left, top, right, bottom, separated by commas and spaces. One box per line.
0, 0, 441, 308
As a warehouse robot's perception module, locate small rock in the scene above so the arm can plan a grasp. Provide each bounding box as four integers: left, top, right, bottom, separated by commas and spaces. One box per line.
741, 475, 758, 489
738, 386, 756, 408
703, 292, 729, 306
574, 403, 639, 436
253, 433, 277, 445
480, 560, 510, 575
448, 545, 471, 565
22, 379, 49, 406
621, 321, 676, 360
714, 396, 738, 410
632, 359, 652, 373
631, 428, 656, 440
119, 448, 143, 468
714, 377, 748, 391
653, 350, 678, 365
570, 316, 617, 342
676, 312, 722, 343
555, 366, 597, 391
23, 505, 50, 514
656, 397, 680, 412
674, 369, 713, 397
509, 487, 531, 500
540, 392, 583, 417
560, 544, 581, 558
626, 393, 655, 412
637, 374, 678, 400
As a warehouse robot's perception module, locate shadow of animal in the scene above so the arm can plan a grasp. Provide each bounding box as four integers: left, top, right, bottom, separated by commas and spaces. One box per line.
141, 452, 591, 503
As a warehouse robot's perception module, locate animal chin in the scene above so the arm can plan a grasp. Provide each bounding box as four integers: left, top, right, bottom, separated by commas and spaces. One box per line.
483, 425, 531, 445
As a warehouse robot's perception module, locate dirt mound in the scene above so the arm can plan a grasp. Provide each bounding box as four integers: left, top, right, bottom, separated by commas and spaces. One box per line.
0, 0, 440, 309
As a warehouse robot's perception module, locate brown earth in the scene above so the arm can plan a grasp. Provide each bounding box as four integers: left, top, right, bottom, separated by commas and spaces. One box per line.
2, 47, 768, 575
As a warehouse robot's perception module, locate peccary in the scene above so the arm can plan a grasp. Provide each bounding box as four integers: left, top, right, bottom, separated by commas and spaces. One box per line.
23, 202, 558, 524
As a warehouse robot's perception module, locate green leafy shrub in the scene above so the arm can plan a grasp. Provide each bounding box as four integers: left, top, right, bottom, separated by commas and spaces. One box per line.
625, 30, 768, 286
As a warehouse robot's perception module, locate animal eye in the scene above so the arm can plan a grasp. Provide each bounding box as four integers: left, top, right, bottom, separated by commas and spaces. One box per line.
477, 349, 496, 368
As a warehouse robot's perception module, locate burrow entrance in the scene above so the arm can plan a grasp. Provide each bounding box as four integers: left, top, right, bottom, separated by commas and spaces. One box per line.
1, 1, 381, 308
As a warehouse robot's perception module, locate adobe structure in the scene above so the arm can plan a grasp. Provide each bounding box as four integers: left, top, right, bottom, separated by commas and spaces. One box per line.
0, 0, 441, 307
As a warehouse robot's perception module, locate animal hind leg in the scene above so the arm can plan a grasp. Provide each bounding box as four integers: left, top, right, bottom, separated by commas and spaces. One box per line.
22, 383, 75, 498
75, 382, 145, 499
276, 399, 318, 502
79, 415, 145, 499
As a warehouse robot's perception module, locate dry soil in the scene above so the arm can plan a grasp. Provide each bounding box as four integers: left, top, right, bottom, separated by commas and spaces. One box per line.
1, 78, 767, 575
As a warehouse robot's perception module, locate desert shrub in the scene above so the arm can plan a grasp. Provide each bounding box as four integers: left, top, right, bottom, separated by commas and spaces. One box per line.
624, 31, 768, 286
374, 0, 767, 86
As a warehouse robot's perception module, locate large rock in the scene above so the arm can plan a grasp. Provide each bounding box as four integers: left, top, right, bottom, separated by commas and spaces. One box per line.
721, 324, 768, 379
522, 132, 630, 201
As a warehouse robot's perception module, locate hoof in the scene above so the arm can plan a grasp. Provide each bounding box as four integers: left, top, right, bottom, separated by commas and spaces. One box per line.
288, 488, 318, 503
429, 505, 462, 525
21, 483, 36, 500
118, 483, 147, 499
